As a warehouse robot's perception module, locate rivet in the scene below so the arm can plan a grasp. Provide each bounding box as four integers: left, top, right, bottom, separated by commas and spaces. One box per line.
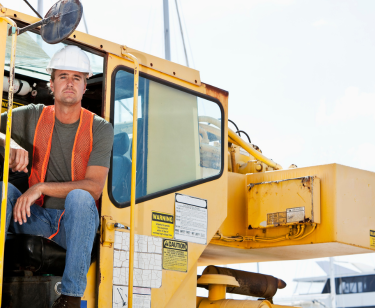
100, 45, 103, 49
150, 63, 153, 67
14, 14, 17, 17
73, 34, 76, 38
195, 80, 197, 83
173, 72, 176, 75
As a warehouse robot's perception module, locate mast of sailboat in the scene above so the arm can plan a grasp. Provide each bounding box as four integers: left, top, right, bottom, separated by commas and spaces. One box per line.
163, 0, 171, 61
329, 257, 337, 308
163, 0, 190, 67
37, 0, 43, 16
37, 0, 43, 45
175, 0, 189, 67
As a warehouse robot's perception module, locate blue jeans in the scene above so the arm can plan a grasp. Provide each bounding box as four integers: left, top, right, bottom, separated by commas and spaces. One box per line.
0, 182, 99, 297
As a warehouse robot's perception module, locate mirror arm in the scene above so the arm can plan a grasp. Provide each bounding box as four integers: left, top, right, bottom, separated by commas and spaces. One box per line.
12, 14, 59, 36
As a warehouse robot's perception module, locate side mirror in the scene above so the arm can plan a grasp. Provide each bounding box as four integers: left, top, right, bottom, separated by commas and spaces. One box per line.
16, 0, 83, 44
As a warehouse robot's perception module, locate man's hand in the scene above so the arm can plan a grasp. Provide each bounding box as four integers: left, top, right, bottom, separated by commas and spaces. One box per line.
13, 184, 42, 224
9, 141, 28, 173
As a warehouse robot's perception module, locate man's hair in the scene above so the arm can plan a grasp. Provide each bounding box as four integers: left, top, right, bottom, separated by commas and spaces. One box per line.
50, 69, 88, 85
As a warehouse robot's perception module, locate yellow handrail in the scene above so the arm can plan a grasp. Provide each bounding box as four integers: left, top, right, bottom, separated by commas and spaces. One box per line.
121, 46, 139, 308
0, 17, 17, 307
198, 116, 282, 170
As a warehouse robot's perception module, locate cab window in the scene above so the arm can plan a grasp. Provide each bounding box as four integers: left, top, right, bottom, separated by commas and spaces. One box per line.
4, 25, 104, 115
110, 68, 223, 207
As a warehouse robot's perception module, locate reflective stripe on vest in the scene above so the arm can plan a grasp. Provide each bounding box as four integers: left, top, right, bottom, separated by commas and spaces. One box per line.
29, 105, 94, 206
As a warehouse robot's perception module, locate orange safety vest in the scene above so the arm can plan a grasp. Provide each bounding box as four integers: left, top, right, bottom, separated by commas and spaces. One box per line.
28, 105, 94, 239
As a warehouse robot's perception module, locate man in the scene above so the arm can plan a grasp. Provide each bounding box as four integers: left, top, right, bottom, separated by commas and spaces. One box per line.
0, 45, 114, 308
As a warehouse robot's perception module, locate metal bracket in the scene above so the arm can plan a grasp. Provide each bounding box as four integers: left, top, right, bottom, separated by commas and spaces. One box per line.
101, 216, 116, 247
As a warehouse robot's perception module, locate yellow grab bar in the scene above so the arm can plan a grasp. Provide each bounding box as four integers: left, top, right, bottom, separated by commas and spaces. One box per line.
0, 17, 18, 307
121, 46, 139, 308
199, 116, 282, 170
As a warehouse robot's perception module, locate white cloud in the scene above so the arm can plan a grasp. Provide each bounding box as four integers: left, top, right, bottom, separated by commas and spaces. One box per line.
316, 87, 375, 125
312, 19, 329, 27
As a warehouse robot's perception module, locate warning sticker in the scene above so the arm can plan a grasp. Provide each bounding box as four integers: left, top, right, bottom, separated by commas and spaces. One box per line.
267, 212, 287, 225
174, 193, 207, 244
2, 98, 24, 113
152, 211, 174, 239
370, 230, 375, 248
162, 239, 188, 272
287, 207, 305, 223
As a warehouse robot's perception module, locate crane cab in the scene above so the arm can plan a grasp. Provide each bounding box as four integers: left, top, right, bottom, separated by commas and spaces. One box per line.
0, 6, 228, 308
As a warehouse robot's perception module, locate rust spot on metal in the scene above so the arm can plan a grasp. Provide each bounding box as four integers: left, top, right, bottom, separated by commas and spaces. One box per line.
301, 176, 312, 191
204, 83, 229, 98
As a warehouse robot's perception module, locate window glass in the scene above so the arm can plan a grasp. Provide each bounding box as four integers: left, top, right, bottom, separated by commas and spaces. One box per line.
111, 69, 222, 205
5, 26, 103, 81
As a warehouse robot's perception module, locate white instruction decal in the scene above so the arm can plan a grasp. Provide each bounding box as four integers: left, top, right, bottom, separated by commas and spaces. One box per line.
113, 231, 162, 288
174, 193, 207, 244
113, 285, 151, 308
286, 207, 305, 223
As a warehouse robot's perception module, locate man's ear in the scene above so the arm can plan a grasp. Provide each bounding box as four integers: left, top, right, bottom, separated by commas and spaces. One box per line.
50, 79, 54, 92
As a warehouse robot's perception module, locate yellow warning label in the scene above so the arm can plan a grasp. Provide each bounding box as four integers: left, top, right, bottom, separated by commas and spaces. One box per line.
151, 211, 174, 239
370, 230, 375, 248
2, 98, 24, 113
162, 239, 188, 272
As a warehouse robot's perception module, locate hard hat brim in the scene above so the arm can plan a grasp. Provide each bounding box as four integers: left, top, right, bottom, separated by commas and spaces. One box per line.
46, 66, 93, 78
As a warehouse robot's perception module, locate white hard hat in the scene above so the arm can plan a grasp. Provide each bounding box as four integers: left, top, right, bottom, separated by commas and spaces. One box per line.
46, 45, 93, 78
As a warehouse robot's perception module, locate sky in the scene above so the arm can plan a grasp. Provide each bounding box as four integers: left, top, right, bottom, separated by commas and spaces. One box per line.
4, 0, 375, 301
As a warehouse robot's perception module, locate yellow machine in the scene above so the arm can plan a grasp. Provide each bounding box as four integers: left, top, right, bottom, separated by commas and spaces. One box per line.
0, 3, 374, 308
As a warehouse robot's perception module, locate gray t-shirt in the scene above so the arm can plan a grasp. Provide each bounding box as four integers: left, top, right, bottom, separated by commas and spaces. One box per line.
1, 104, 114, 209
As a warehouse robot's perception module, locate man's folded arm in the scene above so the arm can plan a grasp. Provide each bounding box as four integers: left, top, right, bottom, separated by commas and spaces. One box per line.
37, 165, 109, 201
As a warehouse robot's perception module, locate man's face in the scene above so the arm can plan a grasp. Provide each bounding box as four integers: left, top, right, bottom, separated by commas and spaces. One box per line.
50, 70, 87, 106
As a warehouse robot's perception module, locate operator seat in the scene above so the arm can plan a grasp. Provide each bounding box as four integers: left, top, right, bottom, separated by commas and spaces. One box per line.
3, 133, 131, 276
112, 132, 132, 202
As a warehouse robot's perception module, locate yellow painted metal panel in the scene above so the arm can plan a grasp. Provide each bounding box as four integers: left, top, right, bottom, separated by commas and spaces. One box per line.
98, 53, 228, 308
0, 7, 201, 86
199, 242, 371, 266
335, 165, 375, 249
82, 262, 97, 308
202, 164, 375, 265
247, 176, 320, 229
219, 173, 248, 237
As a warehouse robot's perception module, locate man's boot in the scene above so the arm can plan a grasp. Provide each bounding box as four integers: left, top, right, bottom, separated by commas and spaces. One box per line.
52, 294, 81, 308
